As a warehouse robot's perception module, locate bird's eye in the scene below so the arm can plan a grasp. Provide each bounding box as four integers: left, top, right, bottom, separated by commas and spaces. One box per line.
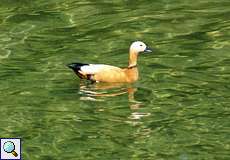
140, 44, 143, 46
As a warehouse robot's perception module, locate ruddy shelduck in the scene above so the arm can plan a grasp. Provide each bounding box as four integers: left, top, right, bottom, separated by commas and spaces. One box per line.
68, 41, 152, 83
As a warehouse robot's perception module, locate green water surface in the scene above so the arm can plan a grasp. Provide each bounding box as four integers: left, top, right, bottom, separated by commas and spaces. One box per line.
0, 0, 229, 159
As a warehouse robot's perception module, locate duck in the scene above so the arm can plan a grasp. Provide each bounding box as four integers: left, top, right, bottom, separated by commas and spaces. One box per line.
67, 41, 152, 83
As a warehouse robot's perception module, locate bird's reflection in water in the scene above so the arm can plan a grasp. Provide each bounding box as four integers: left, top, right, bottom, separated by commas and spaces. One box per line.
78, 81, 151, 124
79, 81, 138, 103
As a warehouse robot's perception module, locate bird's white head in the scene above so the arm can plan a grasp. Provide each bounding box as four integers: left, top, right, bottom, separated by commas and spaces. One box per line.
129, 41, 152, 54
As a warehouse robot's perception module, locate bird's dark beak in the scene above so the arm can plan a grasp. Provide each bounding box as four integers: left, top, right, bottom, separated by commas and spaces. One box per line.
144, 46, 152, 53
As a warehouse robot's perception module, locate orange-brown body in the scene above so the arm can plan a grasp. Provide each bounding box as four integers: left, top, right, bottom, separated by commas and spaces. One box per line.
92, 67, 138, 83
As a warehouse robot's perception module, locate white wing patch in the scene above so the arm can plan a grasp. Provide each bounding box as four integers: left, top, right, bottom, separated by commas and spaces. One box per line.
80, 64, 121, 74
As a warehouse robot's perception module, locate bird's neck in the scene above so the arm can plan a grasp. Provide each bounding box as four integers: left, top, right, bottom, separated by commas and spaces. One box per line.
128, 50, 138, 68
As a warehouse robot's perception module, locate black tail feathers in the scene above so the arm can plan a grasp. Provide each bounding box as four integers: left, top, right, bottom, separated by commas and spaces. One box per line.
67, 63, 89, 71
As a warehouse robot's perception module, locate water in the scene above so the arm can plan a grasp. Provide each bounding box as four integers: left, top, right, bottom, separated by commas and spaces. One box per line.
0, 0, 229, 159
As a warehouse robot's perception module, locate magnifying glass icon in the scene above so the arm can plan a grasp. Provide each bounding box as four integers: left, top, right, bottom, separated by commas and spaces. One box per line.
3, 141, 18, 157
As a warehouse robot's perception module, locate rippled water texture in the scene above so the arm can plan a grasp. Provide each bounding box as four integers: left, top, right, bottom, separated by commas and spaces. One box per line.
0, 0, 229, 159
